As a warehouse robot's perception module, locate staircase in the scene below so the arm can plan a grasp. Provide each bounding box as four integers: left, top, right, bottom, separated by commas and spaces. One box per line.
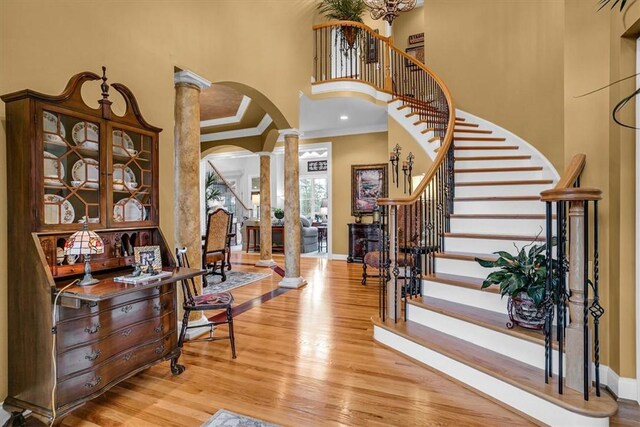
312, 21, 617, 426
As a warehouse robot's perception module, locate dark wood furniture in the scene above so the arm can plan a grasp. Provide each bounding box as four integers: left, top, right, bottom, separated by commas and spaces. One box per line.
347, 223, 380, 263
175, 248, 236, 360
245, 225, 285, 253
202, 208, 232, 283
1, 69, 199, 421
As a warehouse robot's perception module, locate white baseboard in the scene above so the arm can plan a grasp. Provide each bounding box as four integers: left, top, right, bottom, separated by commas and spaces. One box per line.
331, 253, 348, 261
178, 313, 212, 341
599, 365, 638, 402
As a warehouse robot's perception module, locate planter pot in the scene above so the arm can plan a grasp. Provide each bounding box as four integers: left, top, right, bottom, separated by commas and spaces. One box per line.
274, 212, 284, 220
507, 293, 546, 330
340, 25, 359, 49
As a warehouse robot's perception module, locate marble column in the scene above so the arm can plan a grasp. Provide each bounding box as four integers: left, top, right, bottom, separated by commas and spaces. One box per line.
279, 130, 306, 288
174, 70, 211, 335
256, 152, 275, 267
566, 201, 592, 392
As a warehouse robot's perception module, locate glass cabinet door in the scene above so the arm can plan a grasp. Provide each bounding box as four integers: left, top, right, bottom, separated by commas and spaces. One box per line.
41, 108, 103, 228
109, 125, 155, 225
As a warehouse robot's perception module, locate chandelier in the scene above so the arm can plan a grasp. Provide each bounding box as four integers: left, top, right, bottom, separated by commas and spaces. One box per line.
363, 0, 417, 25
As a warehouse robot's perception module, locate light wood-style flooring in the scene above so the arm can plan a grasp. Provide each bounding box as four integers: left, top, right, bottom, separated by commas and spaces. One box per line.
60, 253, 639, 426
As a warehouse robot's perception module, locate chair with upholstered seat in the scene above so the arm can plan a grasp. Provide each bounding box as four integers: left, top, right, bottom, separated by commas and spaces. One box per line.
175, 247, 237, 359
202, 208, 232, 284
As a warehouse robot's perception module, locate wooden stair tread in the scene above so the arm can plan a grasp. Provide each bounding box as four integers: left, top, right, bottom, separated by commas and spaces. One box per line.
423, 273, 498, 293
372, 317, 618, 418
444, 232, 546, 242
455, 136, 507, 142
455, 155, 531, 161
435, 251, 498, 261
450, 213, 554, 219
454, 166, 543, 173
454, 146, 519, 150
408, 296, 558, 349
428, 136, 441, 143
455, 179, 553, 187
455, 195, 540, 201
455, 122, 480, 128
454, 128, 492, 134
455, 117, 466, 121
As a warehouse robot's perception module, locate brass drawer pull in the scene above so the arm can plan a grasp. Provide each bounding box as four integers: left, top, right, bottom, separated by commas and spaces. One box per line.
154, 345, 165, 355
121, 304, 133, 314
121, 328, 133, 337
84, 376, 102, 388
84, 324, 101, 334
153, 303, 167, 312
84, 350, 102, 361
154, 325, 163, 334
123, 352, 133, 362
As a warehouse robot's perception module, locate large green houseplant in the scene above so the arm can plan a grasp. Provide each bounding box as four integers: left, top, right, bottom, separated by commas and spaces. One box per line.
476, 239, 557, 330
317, 0, 367, 48
204, 170, 223, 214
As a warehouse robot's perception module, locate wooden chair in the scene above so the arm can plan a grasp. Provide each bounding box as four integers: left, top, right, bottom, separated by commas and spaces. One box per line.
175, 247, 237, 360
202, 208, 232, 284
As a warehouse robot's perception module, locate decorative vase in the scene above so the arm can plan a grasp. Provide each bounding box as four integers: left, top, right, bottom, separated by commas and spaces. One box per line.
274, 211, 284, 220
341, 25, 359, 48
507, 293, 546, 330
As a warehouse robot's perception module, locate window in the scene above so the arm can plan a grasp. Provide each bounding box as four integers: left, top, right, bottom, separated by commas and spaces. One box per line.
299, 177, 327, 219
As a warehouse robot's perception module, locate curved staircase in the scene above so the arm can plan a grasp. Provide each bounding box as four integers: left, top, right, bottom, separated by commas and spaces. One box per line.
312, 21, 617, 426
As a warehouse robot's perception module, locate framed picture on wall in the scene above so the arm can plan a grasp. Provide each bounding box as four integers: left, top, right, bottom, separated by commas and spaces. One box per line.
405, 45, 424, 68
351, 164, 388, 216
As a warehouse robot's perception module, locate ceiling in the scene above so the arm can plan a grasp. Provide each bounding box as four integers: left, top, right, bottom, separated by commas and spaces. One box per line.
200, 85, 245, 121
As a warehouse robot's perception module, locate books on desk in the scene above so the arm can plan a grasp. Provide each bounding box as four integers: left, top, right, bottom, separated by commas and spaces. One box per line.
114, 271, 173, 285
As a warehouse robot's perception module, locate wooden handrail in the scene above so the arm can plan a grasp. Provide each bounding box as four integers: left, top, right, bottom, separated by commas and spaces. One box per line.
207, 160, 251, 211
539, 154, 601, 201
312, 21, 391, 42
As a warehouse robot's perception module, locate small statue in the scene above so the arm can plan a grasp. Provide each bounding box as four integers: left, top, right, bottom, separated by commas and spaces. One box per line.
130, 262, 142, 277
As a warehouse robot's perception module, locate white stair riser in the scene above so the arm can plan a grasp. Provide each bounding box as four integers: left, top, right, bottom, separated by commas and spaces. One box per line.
445, 236, 544, 254
373, 327, 609, 427
435, 257, 498, 280
450, 217, 549, 234
455, 170, 544, 183
454, 139, 509, 147
406, 304, 560, 375
454, 158, 532, 169
455, 183, 551, 198
454, 200, 545, 215
423, 279, 507, 313
455, 148, 521, 158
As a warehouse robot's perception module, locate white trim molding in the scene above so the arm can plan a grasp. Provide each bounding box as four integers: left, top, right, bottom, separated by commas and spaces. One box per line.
178, 313, 212, 340
200, 114, 273, 142
279, 276, 308, 289
200, 96, 251, 128
174, 70, 211, 90
278, 128, 303, 138
311, 81, 392, 103
599, 364, 639, 402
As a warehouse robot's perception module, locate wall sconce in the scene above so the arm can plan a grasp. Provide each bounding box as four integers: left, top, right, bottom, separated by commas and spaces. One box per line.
389, 144, 402, 188
403, 152, 414, 194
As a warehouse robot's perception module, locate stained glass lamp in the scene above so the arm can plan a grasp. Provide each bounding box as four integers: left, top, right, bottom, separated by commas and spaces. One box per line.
64, 222, 104, 286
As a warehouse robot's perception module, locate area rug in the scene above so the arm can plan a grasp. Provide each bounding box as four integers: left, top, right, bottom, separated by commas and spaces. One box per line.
202, 409, 280, 427
203, 271, 271, 294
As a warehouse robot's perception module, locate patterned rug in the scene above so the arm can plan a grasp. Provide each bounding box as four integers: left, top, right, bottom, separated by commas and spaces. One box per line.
203, 271, 271, 294
202, 409, 280, 427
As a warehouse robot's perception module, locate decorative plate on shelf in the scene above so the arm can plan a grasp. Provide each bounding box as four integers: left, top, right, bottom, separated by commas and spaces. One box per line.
44, 194, 74, 224
72, 122, 100, 151
113, 197, 145, 222
71, 158, 99, 187
113, 130, 136, 157
43, 111, 66, 145
44, 151, 65, 186
113, 164, 137, 189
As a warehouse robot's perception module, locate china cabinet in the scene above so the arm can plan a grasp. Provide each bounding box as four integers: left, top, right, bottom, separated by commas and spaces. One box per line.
1, 69, 200, 421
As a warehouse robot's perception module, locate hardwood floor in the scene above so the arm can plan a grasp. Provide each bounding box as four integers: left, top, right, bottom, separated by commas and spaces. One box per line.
58, 253, 637, 426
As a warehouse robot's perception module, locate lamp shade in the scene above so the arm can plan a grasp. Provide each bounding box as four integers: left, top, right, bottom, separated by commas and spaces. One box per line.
251, 193, 261, 205
64, 224, 104, 256
319, 207, 328, 216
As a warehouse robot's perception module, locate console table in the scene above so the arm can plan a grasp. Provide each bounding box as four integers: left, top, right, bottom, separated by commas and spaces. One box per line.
347, 223, 380, 263
245, 225, 285, 253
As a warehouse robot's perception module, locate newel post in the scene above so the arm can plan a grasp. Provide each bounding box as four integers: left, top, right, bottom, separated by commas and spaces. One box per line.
387, 206, 398, 320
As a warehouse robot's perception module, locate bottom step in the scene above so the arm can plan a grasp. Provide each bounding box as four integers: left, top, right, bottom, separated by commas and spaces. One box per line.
372, 317, 617, 427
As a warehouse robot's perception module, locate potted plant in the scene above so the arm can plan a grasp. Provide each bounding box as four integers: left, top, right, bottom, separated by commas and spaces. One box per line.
273, 208, 285, 224
475, 239, 556, 330
204, 171, 223, 214
317, 0, 367, 48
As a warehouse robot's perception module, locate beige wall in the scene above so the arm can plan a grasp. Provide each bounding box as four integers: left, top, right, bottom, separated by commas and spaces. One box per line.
0, 0, 319, 399
423, 0, 565, 171
392, 7, 424, 54
387, 117, 432, 199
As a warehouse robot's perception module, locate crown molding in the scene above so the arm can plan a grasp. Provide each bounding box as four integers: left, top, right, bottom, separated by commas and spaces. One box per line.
200, 96, 251, 128
174, 70, 211, 90
200, 114, 273, 142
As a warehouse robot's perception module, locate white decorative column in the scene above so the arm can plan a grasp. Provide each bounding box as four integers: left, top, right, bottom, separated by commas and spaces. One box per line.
256, 152, 276, 267
174, 70, 211, 338
279, 129, 306, 288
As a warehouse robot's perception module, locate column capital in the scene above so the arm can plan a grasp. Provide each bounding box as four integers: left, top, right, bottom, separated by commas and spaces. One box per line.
256, 151, 274, 157
174, 70, 211, 91
278, 128, 303, 138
